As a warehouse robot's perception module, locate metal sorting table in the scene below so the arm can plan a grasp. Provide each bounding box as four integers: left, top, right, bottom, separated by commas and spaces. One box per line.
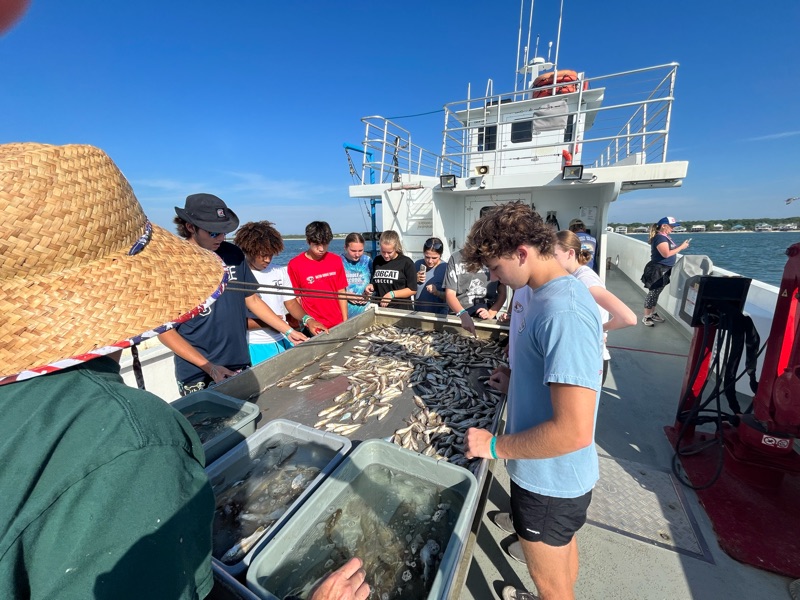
211, 308, 508, 600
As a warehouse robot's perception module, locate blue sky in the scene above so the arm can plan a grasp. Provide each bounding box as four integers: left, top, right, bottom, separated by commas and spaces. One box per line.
2, 0, 799, 233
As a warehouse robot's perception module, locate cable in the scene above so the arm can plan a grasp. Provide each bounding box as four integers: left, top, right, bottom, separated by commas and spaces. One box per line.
385, 108, 445, 120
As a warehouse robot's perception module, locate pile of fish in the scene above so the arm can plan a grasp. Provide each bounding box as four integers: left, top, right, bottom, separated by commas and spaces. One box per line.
212, 440, 321, 565
288, 324, 506, 471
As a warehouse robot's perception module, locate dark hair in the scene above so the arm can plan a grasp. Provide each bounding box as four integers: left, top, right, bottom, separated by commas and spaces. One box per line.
462, 201, 553, 271
234, 221, 284, 258
556, 230, 592, 266
173, 216, 191, 239
305, 221, 333, 245
344, 232, 365, 246
423, 237, 444, 254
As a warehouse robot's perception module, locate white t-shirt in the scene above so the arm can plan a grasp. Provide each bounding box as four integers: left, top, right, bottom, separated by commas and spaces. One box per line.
573, 265, 610, 360
248, 264, 293, 344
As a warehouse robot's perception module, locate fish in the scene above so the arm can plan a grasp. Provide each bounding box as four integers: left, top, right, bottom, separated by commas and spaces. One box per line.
220, 525, 266, 563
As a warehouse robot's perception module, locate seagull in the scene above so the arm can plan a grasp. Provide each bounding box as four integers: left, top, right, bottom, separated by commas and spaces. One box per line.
787, 196, 799, 205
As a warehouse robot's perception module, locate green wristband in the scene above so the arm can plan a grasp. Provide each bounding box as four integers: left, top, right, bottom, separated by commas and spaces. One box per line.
301, 315, 311, 326
283, 328, 293, 337
456, 309, 466, 317
490, 436, 498, 460
390, 290, 395, 299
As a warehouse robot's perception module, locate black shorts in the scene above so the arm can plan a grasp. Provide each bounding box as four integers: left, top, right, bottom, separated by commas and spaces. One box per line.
510, 481, 592, 547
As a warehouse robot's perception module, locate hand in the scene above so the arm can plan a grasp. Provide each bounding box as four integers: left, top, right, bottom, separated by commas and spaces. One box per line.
417, 270, 426, 283
208, 363, 236, 383
497, 312, 510, 323
362, 284, 374, 299
464, 427, 494, 460
287, 329, 308, 345
488, 366, 510, 394
458, 311, 477, 337
682, 240, 690, 248
475, 308, 497, 320
308, 319, 329, 336
379, 292, 393, 308
309, 557, 370, 600
349, 293, 367, 306
425, 284, 436, 295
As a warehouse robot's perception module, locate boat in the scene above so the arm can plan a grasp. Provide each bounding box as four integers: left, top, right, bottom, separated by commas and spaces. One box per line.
119, 3, 796, 598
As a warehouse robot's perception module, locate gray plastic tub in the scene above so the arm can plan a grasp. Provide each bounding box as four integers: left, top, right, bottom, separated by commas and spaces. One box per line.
173, 389, 260, 465
207, 419, 352, 578
245, 438, 478, 600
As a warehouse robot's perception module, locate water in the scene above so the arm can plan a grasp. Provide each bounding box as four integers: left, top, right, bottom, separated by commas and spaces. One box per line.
270, 239, 347, 268
261, 463, 463, 600
625, 231, 800, 287
179, 401, 248, 444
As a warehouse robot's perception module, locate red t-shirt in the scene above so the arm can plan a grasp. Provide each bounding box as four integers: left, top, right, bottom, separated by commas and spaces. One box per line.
287, 252, 349, 328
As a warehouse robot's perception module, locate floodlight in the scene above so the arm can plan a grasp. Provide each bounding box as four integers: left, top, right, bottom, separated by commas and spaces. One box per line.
440, 174, 457, 190
562, 165, 584, 181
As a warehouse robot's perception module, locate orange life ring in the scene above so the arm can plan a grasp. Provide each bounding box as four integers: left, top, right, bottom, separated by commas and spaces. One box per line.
562, 149, 573, 166
533, 70, 580, 98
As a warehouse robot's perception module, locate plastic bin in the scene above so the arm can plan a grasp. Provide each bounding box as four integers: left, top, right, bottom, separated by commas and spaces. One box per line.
172, 389, 260, 465
246, 438, 478, 600
207, 419, 352, 577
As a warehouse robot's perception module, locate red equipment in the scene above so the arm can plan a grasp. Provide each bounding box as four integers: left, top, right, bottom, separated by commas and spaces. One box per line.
665, 243, 800, 578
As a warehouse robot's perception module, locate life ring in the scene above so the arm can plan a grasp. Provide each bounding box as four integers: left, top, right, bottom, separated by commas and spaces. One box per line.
562, 149, 573, 167
533, 70, 580, 98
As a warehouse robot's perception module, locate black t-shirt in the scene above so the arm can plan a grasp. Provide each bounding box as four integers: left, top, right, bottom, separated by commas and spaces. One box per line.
174, 241, 256, 384
370, 254, 417, 309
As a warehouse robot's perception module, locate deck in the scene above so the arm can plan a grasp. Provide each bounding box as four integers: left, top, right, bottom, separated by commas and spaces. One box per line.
455, 267, 794, 600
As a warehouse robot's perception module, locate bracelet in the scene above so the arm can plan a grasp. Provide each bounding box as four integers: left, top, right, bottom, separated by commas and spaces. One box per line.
490, 436, 498, 460
301, 315, 311, 326
456, 309, 466, 316
283, 327, 294, 337
390, 290, 395, 299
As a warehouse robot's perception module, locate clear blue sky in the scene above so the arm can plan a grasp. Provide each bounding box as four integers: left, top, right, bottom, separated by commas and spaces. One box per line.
2, 0, 798, 233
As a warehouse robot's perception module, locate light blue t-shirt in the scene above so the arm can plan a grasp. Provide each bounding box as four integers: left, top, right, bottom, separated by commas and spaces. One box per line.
342, 253, 372, 318
507, 275, 603, 498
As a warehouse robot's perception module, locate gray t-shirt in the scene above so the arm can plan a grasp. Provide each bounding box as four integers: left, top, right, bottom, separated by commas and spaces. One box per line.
443, 250, 498, 309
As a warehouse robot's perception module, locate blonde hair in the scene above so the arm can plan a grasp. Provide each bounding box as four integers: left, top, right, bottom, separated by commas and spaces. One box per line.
379, 229, 403, 254
648, 223, 660, 242
556, 230, 592, 266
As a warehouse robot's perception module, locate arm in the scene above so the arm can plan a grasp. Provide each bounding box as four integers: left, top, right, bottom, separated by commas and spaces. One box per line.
477, 283, 507, 319
245, 294, 307, 344
589, 286, 637, 331
465, 383, 597, 459
656, 239, 689, 258
284, 297, 328, 335
338, 289, 348, 322
445, 288, 466, 314
158, 328, 235, 382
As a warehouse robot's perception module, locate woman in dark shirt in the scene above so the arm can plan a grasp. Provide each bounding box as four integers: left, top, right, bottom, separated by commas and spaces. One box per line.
640, 216, 690, 326
365, 230, 417, 309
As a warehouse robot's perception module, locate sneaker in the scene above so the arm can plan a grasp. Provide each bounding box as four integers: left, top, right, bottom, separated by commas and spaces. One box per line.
650, 312, 665, 323
501, 585, 539, 600
492, 512, 515, 535
506, 539, 526, 564
642, 316, 655, 327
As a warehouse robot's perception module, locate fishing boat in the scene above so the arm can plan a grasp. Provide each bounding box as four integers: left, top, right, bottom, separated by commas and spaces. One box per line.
119, 2, 797, 598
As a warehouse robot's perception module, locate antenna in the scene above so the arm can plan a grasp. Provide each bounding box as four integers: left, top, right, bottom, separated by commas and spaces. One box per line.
514, 0, 524, 92
534, 35, 540, 59
547, 41, 552, 62
554, 0, 564, 71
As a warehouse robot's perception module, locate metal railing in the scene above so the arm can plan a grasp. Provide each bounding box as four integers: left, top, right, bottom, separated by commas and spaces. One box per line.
352, 63, 679, 184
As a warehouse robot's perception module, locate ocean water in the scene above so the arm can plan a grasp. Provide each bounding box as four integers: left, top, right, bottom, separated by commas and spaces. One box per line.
626, 231, 800, 287
261, 233, 800, 287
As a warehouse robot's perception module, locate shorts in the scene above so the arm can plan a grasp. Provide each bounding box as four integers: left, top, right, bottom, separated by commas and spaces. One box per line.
510, 481, 592, 546
249, 338, 293, 365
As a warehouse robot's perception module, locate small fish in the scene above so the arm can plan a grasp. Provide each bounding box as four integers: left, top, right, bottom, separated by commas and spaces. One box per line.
221, 525, 267, 564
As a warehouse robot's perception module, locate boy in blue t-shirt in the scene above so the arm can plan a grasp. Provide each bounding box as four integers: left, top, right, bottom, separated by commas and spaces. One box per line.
461, 201, 602, 600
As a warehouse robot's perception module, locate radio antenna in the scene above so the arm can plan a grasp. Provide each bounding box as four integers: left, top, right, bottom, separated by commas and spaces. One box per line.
554, 0, 565, 72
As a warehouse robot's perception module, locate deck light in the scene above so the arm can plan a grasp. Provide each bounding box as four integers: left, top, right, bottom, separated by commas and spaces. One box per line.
562, 164, 584, 181
440, 174, 457, 190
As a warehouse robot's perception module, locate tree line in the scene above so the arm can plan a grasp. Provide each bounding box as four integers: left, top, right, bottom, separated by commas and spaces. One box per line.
608, 217, 800, 231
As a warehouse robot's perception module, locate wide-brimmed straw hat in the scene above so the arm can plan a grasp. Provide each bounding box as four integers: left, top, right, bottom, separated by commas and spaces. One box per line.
0, 143, 227, 385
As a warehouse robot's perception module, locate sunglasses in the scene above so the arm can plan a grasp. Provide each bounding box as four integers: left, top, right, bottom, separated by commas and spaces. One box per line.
201, 228, 223, 238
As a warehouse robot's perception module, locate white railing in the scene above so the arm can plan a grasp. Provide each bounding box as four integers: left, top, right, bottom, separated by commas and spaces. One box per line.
352, 63, 679, 184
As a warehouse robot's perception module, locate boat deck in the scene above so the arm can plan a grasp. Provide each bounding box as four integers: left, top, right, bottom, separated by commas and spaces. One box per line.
456, 267, 793, 600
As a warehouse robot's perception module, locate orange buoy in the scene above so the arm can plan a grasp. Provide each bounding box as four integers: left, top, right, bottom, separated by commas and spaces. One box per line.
533, 70, 580, 98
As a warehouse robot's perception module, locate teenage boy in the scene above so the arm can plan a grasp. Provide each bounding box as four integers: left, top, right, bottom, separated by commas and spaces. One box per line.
159, 194, 307, 395
461, 201, 603, 600
287, 221, 348, 329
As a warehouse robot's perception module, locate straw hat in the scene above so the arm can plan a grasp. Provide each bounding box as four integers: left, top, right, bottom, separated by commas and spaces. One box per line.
0, 143, 226, 384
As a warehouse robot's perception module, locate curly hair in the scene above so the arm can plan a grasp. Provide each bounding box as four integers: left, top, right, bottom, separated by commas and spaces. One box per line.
173, 216, 191, 239
462, 201, 553, 271
556, 230, 592, 266
233, 221, 284, 258
305, 221, 333, 245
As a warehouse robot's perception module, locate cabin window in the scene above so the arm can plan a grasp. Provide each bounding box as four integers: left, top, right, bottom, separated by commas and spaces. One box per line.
477, 126, 497, 152
511, 120, 533, 143
564, 114, 575, 142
